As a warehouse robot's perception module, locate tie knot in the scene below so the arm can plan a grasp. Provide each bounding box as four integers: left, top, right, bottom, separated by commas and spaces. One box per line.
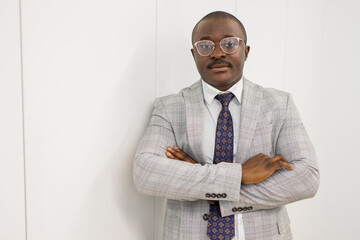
215, 93, 235, 106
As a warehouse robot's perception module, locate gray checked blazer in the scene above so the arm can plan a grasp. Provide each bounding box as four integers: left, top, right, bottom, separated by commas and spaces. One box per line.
133, 78, 320, 240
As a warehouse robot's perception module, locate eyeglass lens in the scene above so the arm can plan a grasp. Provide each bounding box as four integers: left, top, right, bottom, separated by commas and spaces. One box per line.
195, 37, 240, 56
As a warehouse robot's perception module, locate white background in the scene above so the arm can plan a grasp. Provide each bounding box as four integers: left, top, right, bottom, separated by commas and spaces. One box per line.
1, 0, 360, 239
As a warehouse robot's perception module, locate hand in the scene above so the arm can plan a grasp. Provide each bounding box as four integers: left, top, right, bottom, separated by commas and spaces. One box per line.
241, 153, 294, 184
165, 146, 197, 164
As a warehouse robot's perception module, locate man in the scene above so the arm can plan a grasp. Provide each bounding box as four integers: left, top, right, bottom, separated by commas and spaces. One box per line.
133, 11, 319, 240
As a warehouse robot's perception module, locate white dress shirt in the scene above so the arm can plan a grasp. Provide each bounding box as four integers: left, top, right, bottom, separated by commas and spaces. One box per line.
201, 77, 245, 240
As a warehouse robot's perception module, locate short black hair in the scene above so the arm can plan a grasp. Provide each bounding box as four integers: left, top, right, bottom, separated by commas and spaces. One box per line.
192, 11, 247, 44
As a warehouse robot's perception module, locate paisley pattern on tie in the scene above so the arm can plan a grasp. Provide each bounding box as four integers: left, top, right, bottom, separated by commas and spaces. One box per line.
207, 93, 235, 240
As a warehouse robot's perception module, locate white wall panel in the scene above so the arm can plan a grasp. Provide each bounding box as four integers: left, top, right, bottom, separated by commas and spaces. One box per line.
21, 0, 156, 239
237, 0, 288, 89
282, 1, 324, 239
0, 0, 26, 239
156, 0, 237, 98
305, 1, 360, 239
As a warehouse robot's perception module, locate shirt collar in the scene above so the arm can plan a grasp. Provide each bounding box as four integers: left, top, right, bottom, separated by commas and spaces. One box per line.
201, 76, 243, 105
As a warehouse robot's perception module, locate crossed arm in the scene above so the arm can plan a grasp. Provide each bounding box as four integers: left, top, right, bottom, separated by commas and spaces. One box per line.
163, 96, 319, 215
165, 146, 294, 185
134, 95, 319, 213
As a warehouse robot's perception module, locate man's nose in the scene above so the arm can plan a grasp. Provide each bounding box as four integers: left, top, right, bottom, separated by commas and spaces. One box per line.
210, 45, 226, 59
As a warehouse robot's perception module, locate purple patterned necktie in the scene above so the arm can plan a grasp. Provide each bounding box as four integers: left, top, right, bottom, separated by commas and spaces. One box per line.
207, 93, 235, 240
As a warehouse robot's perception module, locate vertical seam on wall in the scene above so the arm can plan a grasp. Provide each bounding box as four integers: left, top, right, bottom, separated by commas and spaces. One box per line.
153, 0, 158, 239
19, 0, 28, 239
155, 0, 158, 100
235, 0, 238, 17
282, 0, 290, 90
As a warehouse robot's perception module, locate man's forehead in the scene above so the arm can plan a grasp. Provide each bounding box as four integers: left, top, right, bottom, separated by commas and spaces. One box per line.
193, 18, 243, 41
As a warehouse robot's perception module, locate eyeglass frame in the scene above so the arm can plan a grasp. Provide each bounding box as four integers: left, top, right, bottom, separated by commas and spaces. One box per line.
192, 37, 246, 57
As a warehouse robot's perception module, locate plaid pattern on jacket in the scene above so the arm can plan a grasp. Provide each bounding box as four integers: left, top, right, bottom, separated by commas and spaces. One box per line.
133, 78, 319, 240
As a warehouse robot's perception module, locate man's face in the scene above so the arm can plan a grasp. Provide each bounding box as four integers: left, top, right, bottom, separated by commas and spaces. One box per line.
191, 18, 250, 91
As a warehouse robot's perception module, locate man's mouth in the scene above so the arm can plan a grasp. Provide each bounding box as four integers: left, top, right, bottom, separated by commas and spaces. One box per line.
211, 67, 229, 73
208, 60, 231, 70
208, 64, 231, 73
210, 64, 229, 68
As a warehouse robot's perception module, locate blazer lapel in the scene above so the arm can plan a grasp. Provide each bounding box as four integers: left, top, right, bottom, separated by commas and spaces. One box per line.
183, 81, 207, 165
236, 78, 264, 163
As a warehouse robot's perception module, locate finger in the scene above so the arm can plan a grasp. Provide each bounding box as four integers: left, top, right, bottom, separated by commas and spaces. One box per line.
185, 158, 197, 164
170, 147, 188, 160
267, 158, 287, 171
172, 151, 187, 160
270, 155, 288, 163
276, 154, 288, 162
169, 146, 196, 163
167, 147, 180, 156
279, 161, 294, 170
165, 151, 175, 159
173, 146, 188, 156
270, 159, 293, 170
168, 148, 183, 159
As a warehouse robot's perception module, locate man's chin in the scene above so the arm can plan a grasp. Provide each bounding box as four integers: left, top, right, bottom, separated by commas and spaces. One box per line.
210, 74, 233, 84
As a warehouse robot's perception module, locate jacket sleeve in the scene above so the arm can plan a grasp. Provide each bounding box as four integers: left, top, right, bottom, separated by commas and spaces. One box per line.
133, 97, 243, 202
219, 94, 320, 217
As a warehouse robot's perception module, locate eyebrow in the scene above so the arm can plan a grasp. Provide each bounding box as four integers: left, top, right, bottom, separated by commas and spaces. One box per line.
199, 34, 236, 41
199, 36, 211, 40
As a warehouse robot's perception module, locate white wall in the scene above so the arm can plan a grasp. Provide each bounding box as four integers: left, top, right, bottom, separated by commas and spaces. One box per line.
0, 0, 26, 239
1, 0, 360, 239
20, 0, 155, 239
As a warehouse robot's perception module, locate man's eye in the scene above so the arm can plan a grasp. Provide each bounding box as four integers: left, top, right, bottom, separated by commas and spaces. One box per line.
223, 42, 236, 48
200, 44, 212, 49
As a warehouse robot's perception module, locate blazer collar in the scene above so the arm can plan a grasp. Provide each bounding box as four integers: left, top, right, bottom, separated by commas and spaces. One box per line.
236, 78, 263, 163
183, 80, 206, 165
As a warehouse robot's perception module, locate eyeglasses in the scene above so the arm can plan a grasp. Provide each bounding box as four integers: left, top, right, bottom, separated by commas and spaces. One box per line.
193, 37, 245, 56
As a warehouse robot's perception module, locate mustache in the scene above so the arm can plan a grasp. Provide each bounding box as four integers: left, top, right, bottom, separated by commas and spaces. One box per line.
207, 60, 232, 68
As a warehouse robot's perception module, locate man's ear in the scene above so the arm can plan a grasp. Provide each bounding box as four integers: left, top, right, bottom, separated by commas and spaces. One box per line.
191, 48, 195, 59
244, 45, 250, 60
